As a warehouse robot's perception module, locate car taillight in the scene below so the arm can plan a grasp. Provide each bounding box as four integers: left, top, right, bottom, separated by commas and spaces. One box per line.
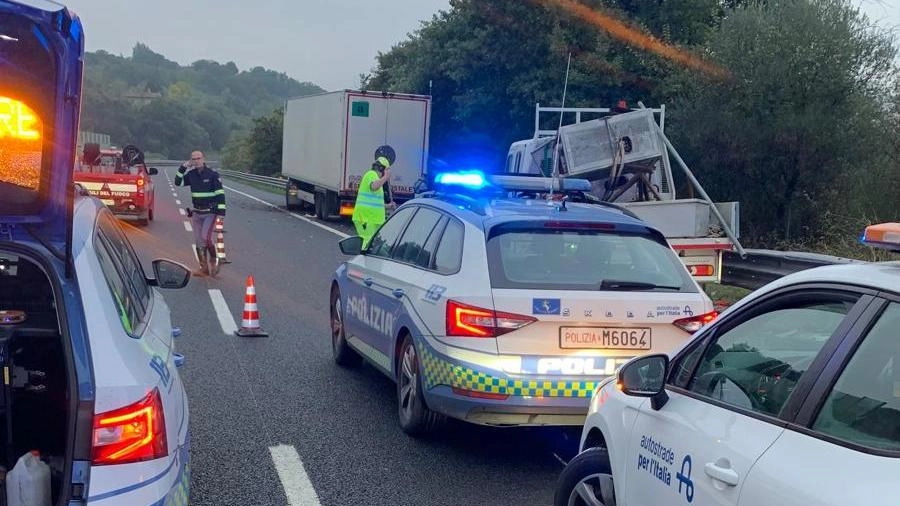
673, 311, 718, 334
92, 388, 167, 465
688, 264, 715, 277
136, 178, 145, 187
446, 300, 536, 337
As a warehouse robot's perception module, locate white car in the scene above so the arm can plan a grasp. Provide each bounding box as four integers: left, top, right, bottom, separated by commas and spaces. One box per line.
555, 223, 900, 506
1, 3, 191, 504
332, 171, 716, 435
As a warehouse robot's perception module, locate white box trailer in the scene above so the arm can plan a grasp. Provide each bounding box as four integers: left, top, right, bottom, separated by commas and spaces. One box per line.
281, 90, 431, 219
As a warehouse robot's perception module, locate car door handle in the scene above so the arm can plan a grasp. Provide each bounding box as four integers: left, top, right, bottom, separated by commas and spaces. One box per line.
363, 277, 374, 287
392, 288, 405, 299
704, 462, 739, 486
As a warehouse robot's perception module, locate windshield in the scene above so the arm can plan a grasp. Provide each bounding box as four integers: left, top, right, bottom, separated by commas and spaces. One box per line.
0, 12, 55, 213
487, 225, 697, 292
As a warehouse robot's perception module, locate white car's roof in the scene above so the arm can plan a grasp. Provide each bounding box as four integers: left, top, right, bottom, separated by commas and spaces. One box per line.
765, 262, 900, 293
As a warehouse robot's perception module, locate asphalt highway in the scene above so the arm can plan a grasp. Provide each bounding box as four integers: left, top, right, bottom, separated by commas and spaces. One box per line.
121, 171, 580, 506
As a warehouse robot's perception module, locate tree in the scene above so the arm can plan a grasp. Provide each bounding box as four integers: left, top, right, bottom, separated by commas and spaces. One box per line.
365, 0, 727, 168
667, 0, 898, 242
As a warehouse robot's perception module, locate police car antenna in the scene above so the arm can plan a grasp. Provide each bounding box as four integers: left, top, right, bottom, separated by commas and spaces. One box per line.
549, 52, 572, 205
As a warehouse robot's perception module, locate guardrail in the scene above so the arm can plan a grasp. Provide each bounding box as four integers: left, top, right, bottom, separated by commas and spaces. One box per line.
217, 169, 286, 188
721, 249, 866, 291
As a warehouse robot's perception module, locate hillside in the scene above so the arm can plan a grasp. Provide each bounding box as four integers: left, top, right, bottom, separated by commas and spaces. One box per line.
79, 43, 324, 158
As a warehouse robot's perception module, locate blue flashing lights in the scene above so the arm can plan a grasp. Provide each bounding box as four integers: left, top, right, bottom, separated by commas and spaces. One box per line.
434, 170, 488, 190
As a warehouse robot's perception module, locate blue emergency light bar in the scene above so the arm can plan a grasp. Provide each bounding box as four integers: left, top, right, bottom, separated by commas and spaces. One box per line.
433, 171, 488, 189
430, 171, 592, 194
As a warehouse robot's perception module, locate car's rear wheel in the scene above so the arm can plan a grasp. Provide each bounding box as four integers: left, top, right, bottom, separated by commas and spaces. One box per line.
330, 288, 361, 367
148, 206, 154, 221
397, 335, 442, 436
554, 447, 616, 506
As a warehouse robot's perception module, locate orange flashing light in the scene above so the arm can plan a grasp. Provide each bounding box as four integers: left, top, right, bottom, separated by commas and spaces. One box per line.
862, 223, 900, 251
0, 97, 41, 140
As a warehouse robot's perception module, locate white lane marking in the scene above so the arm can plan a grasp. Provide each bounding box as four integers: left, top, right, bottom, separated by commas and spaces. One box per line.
184, 221, 193, 232
191, 244, 199, 263
172, 192, 178, 197
269, 445, 322, 506
208, 289, 238, 335
179, 208, 186, 216
176, 199, 182, 205
223, 185, 349, 239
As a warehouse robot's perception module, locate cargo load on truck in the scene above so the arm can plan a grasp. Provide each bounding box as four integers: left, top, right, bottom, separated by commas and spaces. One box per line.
506, 102, 744, 283
281, 90, 431, 220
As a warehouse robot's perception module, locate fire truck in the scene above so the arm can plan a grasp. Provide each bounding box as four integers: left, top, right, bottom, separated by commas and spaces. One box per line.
74, 143, 158, 226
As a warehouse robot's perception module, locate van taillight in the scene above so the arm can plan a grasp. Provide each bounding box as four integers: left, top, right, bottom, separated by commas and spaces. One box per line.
446, 300, 536, 337
92, 388, 167, 465
673, 311, 718, 334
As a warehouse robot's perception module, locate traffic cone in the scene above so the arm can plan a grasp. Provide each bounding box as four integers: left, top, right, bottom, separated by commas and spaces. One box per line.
235, 275, 268, 337
214, 216, 229, 264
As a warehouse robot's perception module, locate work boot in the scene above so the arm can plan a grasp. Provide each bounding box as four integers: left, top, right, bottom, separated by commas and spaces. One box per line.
208, 246, 220, 277
196, 247, 209, 276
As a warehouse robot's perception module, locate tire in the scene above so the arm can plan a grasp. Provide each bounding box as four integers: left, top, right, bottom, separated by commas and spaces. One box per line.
397, 334, 443, 436
148, 207, 154, 221
314, 193, 326, 220
330, 288, 361, 367
554, 447, 616, 506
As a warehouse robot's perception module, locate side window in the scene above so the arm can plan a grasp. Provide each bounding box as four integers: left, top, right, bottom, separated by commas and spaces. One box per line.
94, 235, 141, 334
99, 213, 150, 309
515, 152, 522, 173
688, 294, 858, 417
419, 216, 448, 269
434, 220, 464, 274
671, 340, 708, 388
506, 154, 514, 173
813, 302, 900, 451
392, 207, 442, 267
367, 206, 416, 259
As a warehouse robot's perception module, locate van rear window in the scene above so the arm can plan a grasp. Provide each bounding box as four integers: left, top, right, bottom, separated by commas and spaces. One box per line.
0, 12, 56, 211
0, 96, 43, 191
486, 225, 697, 292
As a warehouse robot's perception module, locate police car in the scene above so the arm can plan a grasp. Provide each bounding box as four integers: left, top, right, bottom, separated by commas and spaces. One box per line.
1, 2, 191, 504
555, 223, 900, 506
331, 170, 716, 435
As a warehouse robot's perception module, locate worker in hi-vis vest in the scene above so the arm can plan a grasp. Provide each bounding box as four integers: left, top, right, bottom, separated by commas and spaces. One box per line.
352, 155, 393, 248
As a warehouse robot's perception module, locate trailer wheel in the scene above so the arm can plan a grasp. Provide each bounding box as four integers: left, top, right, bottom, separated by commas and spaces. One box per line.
314, 192, 326, 220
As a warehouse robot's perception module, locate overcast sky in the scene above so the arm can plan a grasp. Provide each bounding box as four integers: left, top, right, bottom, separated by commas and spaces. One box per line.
64, 0, 898, 92
65, 0, 451, 91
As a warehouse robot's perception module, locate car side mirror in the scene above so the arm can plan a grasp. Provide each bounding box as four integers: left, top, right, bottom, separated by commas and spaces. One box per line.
617, 354, 670, 410
147, 167, 159, 175
149, 259, 191, 289
339, 236, 364, 256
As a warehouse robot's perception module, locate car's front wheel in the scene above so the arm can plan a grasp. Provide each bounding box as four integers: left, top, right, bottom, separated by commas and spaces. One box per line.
397, 335, 442, 436
330, 288, 361, 367
554, 447, 616, 506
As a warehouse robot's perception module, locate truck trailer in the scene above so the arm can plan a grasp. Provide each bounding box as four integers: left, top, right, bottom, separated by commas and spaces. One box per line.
281, 90, 431, 219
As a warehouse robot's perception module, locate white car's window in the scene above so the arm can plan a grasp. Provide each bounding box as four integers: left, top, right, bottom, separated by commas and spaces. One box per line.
813, 302, 900, 451
486, 226, 695, 292
94, 233, 143, 334
99, 213, 150, 311
433, 220, 464, 274
688, 296, 857, 417
367, 206, 416, 258
392, 207, 442, 267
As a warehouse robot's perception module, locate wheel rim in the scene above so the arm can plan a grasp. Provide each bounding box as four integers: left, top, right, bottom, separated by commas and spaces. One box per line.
568, 473, 614, 506
331, 297, 343, 350
399, 343, 417, 418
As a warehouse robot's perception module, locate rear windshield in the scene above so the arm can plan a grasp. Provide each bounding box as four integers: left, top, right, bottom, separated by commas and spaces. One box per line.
0, 13, 56, 212
486, 226, 697, 292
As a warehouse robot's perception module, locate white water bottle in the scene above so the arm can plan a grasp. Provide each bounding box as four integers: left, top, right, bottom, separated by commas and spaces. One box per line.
6, 451, 50, 506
